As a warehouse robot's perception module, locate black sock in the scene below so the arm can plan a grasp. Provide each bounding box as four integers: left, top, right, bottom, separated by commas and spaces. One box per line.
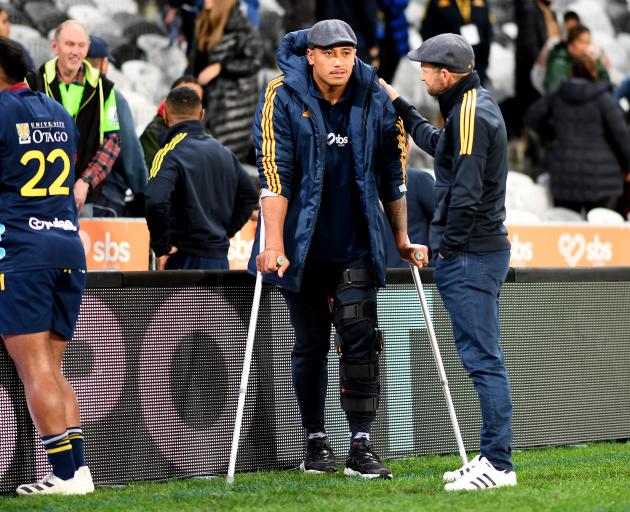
67, 426, 86, 468
41, 432, 76, 480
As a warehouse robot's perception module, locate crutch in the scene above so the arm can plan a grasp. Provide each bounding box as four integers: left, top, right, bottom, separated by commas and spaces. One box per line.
410, 252, 468, 466
226, 210, 267, 484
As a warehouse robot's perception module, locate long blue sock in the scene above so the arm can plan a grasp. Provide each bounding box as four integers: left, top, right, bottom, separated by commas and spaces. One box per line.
67, 426, 86, 468
41, 432, 76, 480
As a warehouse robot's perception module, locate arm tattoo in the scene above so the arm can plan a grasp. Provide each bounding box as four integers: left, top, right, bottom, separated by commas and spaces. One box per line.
383, 196, 408, 235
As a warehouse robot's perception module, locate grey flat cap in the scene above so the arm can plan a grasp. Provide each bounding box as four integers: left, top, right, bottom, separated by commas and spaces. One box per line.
307, 19, 357, 49
408, 33, 474, 73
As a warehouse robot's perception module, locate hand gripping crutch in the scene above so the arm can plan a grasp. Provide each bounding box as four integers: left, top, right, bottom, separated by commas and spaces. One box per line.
410, 253, 468, 466
226, 211, 267, 484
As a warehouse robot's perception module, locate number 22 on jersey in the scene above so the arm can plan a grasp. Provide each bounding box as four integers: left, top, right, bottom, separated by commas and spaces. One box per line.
20, 149, 71, 197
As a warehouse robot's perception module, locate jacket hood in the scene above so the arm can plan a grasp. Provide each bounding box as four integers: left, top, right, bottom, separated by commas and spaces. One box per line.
556, 78, 612, 104
275, 30, 377, 97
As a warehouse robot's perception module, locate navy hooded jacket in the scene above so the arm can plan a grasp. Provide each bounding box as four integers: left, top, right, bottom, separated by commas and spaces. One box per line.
247, 30, 407, 292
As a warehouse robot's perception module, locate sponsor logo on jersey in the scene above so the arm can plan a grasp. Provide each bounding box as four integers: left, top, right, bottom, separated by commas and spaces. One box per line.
16, 123, 31, 144
327, 132, 349, 147
28, 217, 78, 232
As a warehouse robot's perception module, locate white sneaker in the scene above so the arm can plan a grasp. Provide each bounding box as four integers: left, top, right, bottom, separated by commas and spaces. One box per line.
16, 472, 81, 496
443, 454, 480, 482
74, 466, 95, 494
444, 457, 517, 491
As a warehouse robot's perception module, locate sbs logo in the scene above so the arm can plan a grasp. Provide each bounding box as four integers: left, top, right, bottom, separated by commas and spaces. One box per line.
327, 132, 349, 147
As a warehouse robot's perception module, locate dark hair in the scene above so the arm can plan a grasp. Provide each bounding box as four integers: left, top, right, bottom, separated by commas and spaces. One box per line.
563, 11, 580, 23
166, 86, 202, 116
567, 24, 590, 46
0, 37, 28, 84
170, 74, 200, 90
571, 54, 598, 81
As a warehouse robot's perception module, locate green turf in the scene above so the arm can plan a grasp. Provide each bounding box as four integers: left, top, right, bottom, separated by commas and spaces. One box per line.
2, 442, 629, 512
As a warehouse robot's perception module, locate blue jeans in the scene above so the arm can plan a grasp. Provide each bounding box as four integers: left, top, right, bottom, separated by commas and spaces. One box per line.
433, 250, 513, 471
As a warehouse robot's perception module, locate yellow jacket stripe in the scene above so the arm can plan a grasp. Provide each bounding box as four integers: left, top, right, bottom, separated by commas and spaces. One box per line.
0, 273, 4, 291
395, 118, 407, 183
150, 132, 188, 179
459, 89, 477, 156
261, 77, 284, 194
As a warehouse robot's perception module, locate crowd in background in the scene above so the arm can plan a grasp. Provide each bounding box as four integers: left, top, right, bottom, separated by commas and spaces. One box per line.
3, 0, 630, 224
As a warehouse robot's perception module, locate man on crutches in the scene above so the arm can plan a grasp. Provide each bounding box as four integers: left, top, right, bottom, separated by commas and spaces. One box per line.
380, 33, 517, 490
249, 19, 428, 480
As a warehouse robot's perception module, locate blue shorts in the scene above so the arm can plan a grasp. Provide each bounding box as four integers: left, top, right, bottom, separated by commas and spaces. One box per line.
0, 268, 86, 340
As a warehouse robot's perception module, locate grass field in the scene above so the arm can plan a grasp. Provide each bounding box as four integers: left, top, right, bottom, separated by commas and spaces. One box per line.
2, 442, 629, 512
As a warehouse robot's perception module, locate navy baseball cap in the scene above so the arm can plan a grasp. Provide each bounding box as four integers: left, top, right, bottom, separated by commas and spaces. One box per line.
307, 19, 357, 49
87, 35, 116, 65
407, 33, 474, 73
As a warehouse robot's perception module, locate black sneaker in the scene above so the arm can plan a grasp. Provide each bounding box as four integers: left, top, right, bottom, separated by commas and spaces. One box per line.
344, 438, 392, 479
300, 437, 338, 474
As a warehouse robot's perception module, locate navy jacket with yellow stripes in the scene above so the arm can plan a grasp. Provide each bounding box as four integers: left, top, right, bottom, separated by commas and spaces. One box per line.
393, 72, 510, 258
145, 120, 259, 258
247, 30, 407, 292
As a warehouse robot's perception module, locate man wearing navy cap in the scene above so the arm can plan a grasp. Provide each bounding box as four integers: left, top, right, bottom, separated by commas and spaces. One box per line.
380, 33, 517, 491
87, 35, 148, 217
249, 19, 428, 479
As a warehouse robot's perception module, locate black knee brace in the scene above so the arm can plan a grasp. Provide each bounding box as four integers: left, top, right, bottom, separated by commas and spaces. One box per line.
339, 359, 379, 415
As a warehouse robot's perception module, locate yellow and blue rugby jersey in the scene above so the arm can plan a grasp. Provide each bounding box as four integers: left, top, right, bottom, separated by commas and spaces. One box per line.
0, 84, 86, 272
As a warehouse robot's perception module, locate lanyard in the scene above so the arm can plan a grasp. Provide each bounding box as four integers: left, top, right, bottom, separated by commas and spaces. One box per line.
455, 0, 471, 24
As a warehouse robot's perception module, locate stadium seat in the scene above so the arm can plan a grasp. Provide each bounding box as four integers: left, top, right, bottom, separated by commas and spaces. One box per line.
109, 36, 144, 66
68, 4, 114, 32
586, 208, 626, 225
114, 12, 165, 43
117, 88, 158, 134
137, 34, 187, 84
121, 59, 168, 104
93, 0, 138, 16
9, 23, 41, 41
0, 2, 31, 26
541, 207, 585, 223
53, 0, 94, 12
22, 33, 53, 66
505, 170, 535, 212
23, 1, 67, 35
505, 209, 541, 224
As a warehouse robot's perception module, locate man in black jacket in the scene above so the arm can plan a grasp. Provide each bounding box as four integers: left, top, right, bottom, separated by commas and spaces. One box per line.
145, 87, 258, 270
380, 33, 516, 491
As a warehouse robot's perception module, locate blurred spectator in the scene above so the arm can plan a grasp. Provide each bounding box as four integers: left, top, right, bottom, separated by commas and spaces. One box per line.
382, 166, 435, 268
0, 6, 35, 69
278, 0, 315, 31
145, 87, 258, 270
164, 0, 201, 54
140, 75, 204, 169
526, 54, 630, 215
530, 9, 581, 94
376, 0, 409, 84
189, 0, 263, 163
241, 0, 259, 27
419, 0, 493, 85
87, 36, 148, 217
544, 24, 610, 93
26, 21, 120, 217
514, 0, 559, 137
316, 0, 379, 64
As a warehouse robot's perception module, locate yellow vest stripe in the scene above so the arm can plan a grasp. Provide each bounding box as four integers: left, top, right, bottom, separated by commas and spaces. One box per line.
261, 77, 284, 194
150, 132, 188, 179
459, 91, 470, 156
395, 118, 407, 183
466, 88, 477, 155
